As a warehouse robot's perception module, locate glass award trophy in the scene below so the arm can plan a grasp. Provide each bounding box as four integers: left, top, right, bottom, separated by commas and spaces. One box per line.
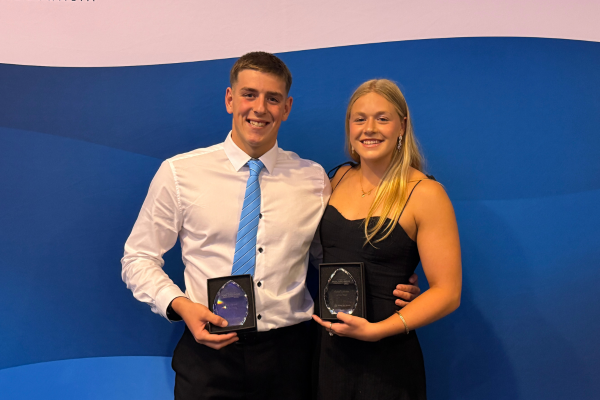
213, 280, 248, 326
324, 268, 358, 315
207, 275, 257, 333
319, 263, 366, 321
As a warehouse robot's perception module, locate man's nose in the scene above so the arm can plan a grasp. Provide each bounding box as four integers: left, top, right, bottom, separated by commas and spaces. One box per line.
253, 96, 267, 114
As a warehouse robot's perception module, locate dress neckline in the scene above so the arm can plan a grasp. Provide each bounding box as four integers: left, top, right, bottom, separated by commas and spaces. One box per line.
326, 204, 417, 244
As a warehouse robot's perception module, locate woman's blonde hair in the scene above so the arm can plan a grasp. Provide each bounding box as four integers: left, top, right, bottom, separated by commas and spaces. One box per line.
344, 79, 423, 244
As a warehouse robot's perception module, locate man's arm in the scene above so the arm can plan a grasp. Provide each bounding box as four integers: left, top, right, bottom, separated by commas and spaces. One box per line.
121, 161, 238, 349
121, 161, 186, 318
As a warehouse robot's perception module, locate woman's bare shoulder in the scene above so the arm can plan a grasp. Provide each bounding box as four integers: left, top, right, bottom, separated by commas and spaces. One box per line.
409, 175, 454, 220
331, 164, 354, 188
408, 167, 429, 182
408, 168, 444, 195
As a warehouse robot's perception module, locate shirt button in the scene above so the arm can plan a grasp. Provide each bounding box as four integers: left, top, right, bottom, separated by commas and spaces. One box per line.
259, 213, 263, 219
257, 281, 262, 287
257, 314, 262, 320
258, 247, 263, 253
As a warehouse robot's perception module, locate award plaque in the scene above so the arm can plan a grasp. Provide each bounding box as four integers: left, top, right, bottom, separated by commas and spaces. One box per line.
318, 262, 366, 321
207, 274, 257, 333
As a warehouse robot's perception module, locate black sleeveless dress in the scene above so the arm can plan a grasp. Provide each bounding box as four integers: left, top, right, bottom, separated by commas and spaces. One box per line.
315, 181, 427, 399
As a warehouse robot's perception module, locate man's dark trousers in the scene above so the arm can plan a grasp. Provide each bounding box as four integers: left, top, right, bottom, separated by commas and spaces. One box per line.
173, 322, 314, 400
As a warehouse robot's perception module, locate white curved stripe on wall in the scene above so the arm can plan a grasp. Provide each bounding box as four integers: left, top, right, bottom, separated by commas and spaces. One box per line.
0, 0, 599, 67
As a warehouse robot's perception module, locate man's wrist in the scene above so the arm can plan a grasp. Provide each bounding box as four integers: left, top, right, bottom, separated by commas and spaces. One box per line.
166, 296, 188, 321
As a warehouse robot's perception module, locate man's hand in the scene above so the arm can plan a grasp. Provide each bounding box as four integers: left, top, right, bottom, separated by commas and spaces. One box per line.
393, 273, 421, 307
171, 297, 238, 349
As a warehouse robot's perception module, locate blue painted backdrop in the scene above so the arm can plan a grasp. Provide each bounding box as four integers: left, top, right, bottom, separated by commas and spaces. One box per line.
1, 38, 599, 399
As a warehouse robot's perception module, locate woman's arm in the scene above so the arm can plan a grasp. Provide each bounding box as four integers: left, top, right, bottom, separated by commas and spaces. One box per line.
376, 180, 462, 338
313, 180, 462, 341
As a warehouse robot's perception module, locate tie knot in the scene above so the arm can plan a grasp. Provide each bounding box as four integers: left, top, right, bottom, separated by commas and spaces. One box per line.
247, 159, 264, 176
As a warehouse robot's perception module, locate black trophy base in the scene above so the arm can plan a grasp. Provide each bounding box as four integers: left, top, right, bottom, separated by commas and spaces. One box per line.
207, 274, 257, 334
319, 262, 366, 322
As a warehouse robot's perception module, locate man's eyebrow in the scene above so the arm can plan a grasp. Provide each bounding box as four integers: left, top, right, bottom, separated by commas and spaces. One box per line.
239, 87, 284, 98
266, 91, 284, 98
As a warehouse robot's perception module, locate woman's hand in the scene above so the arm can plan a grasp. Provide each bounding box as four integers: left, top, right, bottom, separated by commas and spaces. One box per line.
313, 312, 382, 342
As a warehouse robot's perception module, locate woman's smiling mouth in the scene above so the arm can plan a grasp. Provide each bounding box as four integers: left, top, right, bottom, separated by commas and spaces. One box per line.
361, 139, 383, 147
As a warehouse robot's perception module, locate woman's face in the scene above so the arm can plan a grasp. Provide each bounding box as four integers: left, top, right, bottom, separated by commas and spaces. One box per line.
348, 92, 405, 165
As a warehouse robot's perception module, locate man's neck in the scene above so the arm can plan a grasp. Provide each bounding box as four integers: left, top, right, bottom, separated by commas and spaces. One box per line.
231, 133, 276, 159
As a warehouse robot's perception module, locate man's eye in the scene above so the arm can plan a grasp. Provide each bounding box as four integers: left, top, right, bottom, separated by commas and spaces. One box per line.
269, 97, 280, 103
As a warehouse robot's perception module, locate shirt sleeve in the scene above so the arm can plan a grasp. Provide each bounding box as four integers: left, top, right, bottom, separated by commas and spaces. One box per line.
308, 225, 323, 270
309, 165, 331, 269
320, 165, 332, 207
121, 160, 186, 320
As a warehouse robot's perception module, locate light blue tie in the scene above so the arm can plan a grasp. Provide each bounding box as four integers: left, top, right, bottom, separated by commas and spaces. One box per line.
231, 159, 265, 276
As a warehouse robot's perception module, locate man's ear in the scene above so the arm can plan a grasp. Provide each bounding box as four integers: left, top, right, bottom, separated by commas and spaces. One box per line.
281, 96, 294, 121
225, 87, 234, 114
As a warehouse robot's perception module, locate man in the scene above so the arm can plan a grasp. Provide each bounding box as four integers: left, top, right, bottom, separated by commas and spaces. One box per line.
122, 52, 419, 400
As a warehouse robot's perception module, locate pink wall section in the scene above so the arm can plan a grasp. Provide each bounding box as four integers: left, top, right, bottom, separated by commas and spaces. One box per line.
0, 0, 599, 67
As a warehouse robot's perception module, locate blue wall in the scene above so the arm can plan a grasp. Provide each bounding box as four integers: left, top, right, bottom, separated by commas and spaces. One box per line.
1, 38, 599, 399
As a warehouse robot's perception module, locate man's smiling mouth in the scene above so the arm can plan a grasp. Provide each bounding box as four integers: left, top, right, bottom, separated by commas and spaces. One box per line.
248, 119, 268, 127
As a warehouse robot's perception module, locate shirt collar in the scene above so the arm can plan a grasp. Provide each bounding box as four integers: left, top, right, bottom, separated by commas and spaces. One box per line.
223, 131, 278, 174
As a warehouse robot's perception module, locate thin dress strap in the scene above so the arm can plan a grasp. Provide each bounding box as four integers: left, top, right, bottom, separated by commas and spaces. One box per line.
327, 161, 357, 179
330, 163, 355, 192
398, 179, 426, 219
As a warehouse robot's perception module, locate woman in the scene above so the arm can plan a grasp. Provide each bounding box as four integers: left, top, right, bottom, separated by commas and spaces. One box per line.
313, 79, 462, 399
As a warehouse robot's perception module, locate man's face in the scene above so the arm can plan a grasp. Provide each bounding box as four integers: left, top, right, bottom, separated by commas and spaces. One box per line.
226, 69, 293, 158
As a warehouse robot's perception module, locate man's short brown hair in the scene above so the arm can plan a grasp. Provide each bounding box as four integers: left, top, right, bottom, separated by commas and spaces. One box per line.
230, 51, 292, 94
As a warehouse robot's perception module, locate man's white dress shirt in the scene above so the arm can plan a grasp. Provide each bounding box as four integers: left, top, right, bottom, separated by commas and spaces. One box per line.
122, 133, 331, 331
